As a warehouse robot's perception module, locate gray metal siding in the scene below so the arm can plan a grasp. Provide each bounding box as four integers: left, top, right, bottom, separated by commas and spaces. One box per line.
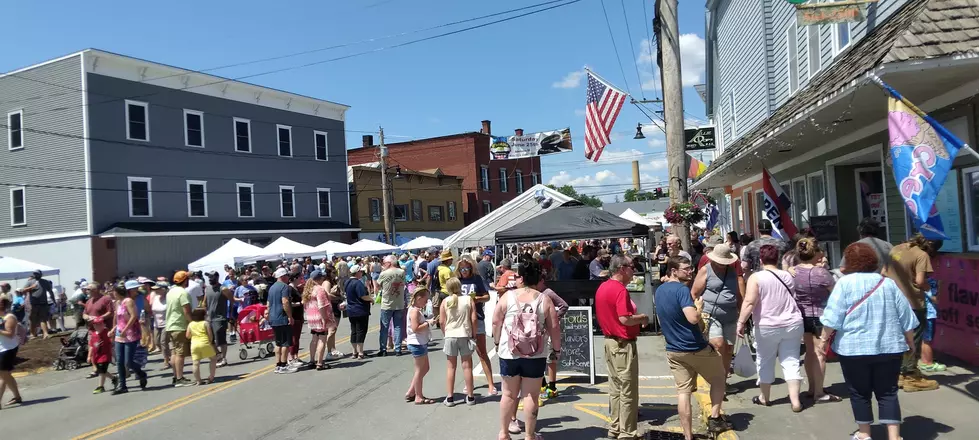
716, 0, 769, 147
0, 55, 88, 240
85, 73, 350, 233
851, 0, 909, 43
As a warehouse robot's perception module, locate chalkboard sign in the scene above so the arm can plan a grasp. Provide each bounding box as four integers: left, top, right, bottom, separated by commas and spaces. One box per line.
558, 306, 596, 384
809, 215, 840, 241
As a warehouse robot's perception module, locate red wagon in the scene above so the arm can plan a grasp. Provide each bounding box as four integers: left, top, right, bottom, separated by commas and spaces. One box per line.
237, 304, 275, 360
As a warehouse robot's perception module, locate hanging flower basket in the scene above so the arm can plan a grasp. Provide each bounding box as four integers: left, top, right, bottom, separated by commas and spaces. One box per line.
664, 202, 705, 225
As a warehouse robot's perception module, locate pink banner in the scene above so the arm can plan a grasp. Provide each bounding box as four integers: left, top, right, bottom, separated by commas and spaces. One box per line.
932, 255, 979, 366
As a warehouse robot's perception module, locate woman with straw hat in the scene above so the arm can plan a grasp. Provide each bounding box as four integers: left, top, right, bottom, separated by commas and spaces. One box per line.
691, 243, 745, 389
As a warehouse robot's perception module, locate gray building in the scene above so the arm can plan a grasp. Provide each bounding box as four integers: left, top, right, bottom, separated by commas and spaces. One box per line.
0, 49, 356, 283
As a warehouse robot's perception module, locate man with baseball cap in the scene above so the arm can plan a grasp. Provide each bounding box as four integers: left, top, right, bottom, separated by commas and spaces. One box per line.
268, 267, 297, 374
429, 250, 454, 327
165, 271, 194, 386
204, 271, 235, 367
477, 250, 495, 289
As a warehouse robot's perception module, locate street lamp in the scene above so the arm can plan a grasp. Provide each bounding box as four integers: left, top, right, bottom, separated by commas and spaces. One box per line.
634, 123, 646, 140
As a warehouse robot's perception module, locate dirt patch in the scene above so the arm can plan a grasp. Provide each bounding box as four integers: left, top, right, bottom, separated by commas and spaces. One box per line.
15, 330, 74, 372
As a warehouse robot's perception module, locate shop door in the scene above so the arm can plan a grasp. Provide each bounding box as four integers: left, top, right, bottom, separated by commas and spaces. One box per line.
855, 167, 889, 240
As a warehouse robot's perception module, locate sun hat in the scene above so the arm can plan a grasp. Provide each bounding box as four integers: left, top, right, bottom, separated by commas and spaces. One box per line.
704, 235, 724, 247
273, 267, 289, 278
440, 250, 454, 261
173, 271, 189, 284
706, 243, 739, 266
137, 276, 155, 285
123, 280, 141, 290
153, 281, 170, 290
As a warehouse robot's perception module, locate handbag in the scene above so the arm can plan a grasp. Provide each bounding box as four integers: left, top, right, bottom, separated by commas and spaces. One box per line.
824, 276, 886, 358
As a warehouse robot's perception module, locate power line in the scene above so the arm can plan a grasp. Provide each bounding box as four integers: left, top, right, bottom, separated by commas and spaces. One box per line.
600, 0, 632, 95
620, 0, 645, 99
641, 0, 658, 102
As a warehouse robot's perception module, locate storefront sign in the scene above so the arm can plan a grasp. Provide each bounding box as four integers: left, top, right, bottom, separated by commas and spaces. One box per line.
684, 127, 716, 151
796, 1, 870, 26
809, 215, 840, 241
932, 255, 979, 366
868, 193, 886, 225
489, 128, 573, 160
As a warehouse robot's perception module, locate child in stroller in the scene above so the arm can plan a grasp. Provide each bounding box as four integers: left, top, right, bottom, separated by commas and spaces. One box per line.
54, 327, 89, 371
236, 304, 275, 360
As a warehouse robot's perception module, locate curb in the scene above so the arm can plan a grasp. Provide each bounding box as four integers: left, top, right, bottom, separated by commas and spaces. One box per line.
694, 376, 739, 440
12, 366, 52, 378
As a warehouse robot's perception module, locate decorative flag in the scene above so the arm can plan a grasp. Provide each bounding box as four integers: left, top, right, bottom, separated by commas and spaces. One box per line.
584, 70, 627, 162
686, 154, 708, 179
878, 78, 966, 235
761, 166, 799, 240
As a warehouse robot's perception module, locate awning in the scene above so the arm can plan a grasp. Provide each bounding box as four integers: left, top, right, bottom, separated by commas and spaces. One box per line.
442, 184, 577, 249
333, 239, 400, 257
495, 205, 649, 244
400, 236, 444, 251
235, 237, 316, 263
618, 208, 658, 226
310, 241, 354, 259
0, 256, 59, 279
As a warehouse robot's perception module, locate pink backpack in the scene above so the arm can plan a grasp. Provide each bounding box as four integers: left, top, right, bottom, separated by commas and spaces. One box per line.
507, 293, 545, 357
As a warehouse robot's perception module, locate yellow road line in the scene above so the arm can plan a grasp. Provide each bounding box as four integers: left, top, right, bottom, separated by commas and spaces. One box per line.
573, 404, 611, 423
73, 327, 377, 440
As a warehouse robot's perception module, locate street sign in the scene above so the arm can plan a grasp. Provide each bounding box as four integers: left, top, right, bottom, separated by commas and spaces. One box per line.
684, 127, 716, 151
796, 0, 876, 26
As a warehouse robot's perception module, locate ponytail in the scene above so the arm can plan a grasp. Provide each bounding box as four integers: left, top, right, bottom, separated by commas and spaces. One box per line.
444, 278, 462, 309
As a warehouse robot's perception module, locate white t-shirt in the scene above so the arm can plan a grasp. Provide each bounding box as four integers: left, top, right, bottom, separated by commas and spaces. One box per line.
187, 279, 203, 309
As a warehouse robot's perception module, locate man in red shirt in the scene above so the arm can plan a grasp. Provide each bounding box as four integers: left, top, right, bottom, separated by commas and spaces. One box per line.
595, 254, 649, 440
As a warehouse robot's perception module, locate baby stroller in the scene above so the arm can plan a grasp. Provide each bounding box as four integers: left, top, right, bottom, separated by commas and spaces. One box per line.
53, 328, 89, 371
237, 304, 275, 360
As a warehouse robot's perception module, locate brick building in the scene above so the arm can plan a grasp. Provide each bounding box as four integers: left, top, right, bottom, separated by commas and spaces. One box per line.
347, 120, 543, 225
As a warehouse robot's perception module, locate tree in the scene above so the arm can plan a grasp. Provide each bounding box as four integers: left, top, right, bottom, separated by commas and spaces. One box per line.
545, 184, 603, 207
624, 188, 658, 202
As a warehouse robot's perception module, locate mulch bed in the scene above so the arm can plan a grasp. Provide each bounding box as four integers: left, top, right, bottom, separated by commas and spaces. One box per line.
14, 330, 73, 372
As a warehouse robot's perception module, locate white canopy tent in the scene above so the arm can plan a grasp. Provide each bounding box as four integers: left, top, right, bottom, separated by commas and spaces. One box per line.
332, 239, 399, 257
399, 236, 444, 251
188, 239, 264, 274
0, 256, 60, 279
310, 241, 354, 259
234, 236, 316, 263
618, 208, 658, 226
442, 184, 575, 250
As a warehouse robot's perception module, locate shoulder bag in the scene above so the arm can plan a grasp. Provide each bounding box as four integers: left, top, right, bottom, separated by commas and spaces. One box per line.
823, 276, 885, 358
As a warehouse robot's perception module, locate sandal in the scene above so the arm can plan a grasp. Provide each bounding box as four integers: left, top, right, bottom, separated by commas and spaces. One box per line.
414, 398, 436, 405
751, 396, 770, 407
405, 394, 416, 403
816, 394, 842, 403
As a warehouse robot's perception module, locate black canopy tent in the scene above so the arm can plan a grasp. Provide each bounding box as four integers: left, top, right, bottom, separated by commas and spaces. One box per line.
494, 205, 649, 244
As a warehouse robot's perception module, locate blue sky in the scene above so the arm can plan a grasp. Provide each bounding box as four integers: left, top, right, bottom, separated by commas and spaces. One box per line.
3, 0, 707, 202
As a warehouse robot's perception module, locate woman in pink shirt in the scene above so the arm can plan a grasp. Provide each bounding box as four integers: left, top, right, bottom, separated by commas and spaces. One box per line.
302, 271, 333, 371
736, 244, 804, 412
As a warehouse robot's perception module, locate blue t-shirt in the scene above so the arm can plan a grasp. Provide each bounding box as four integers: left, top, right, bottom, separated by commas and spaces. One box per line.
655, 281, 708, 352
344, 277, 371, 318
403, 260, 415, 283
266, 281, 290, 327
427, 259, 442, 292
458, 275, 488, 321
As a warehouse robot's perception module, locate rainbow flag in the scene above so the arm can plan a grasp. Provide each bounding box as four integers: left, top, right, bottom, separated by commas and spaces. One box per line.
687, 154, 708, 179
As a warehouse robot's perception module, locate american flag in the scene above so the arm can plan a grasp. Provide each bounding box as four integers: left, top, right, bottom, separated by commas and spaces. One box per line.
584, 71, 626, 162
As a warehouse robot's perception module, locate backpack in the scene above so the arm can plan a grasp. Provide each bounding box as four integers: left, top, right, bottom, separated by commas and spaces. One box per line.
507, 292, 545, 358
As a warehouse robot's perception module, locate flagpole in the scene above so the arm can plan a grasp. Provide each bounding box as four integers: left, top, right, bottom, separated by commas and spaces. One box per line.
867, 73, 979, 161
584, 66, 631, 97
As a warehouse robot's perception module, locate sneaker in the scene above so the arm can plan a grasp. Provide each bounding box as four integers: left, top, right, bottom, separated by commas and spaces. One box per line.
919, 362, 947, 372
283, 365, 299, 374
901, 373, 939, 392
330, 350, 344, 357
443, 397, 455, 407
509, 419, 525, 434
174, 378, 194, 388
274, 366, 284, 374
93, 386, 106, 394
216, 360, 228, 368
376, 350, 387, 357
324, 353, 337, 361
111, 388, 129, 396
466, 395, 476, 406
708, 415, 734, 433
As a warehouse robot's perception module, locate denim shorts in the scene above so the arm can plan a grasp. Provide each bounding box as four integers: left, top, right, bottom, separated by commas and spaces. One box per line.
923, 318, 936, 342
407, 344, 428, 358
499, 357, 547, 379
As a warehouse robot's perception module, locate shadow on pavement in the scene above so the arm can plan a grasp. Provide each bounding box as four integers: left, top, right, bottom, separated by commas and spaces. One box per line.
329, 361, 367, 369
639, 403, 680, 427
550, 426, 608, 439
873, 415, 954, 440
16, 395, 69, 406
724, 412, 755, 432
536, 414, 579, 430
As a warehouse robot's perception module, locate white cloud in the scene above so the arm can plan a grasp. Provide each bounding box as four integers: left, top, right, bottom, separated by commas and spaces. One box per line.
648, 158, 669, 170
548, 169, 620, 188
552, 70, 585, 89
636, 34, 706, 88
574, 108, 587, 116
647, 138, 666, 148
595, 148, 646, 165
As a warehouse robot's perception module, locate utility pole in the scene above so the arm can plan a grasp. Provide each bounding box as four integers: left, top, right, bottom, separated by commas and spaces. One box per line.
657, 0, 691, 252
379, 126, 393, 245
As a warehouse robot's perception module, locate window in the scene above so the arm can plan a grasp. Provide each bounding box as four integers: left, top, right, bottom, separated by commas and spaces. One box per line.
394, 204, 408, 222
963, 166, 979, 251
7, 110, 23, 150
127, 177, 152, 217
279, 185, 295, 218
276, 124, 292, 157
314, 188, 332, 218
516, 170, 524, 193
236, 183, 255, 218
499, 168, 508, 192
125, 100, 149, 141
755, 190, 765, 233
447, 201, 457, 221
733, 198, 743, 233
792, 178, 808, 227
483, 200, 492, 215
411, 199, 423, 221
428, 205, 444, 222
369, 198, 381, 222
786, 23, 799, 94
186, 180, 208, 218
833, 2, 851, 55
728, 92, 738, 139
233, 117, 251, 152
531, 173, 539, 185
183, 109, 204, 147
480, 166, 490, 191
314, 131, 328, 161
808, 172, 826, 216
10, 187, 25, 226
807, 26, 821, 77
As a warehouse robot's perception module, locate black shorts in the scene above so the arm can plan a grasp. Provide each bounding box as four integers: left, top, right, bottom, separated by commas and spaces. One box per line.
30, 305, 50, 323
803, 316, 823, 335
210, 321, 229, 346
0, 347, 19, 372
310, 330, 326, 336
331, 301, 342, 319
272, 325, 293, 348
499, 357, 547, 379
95, 362, 110, 374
